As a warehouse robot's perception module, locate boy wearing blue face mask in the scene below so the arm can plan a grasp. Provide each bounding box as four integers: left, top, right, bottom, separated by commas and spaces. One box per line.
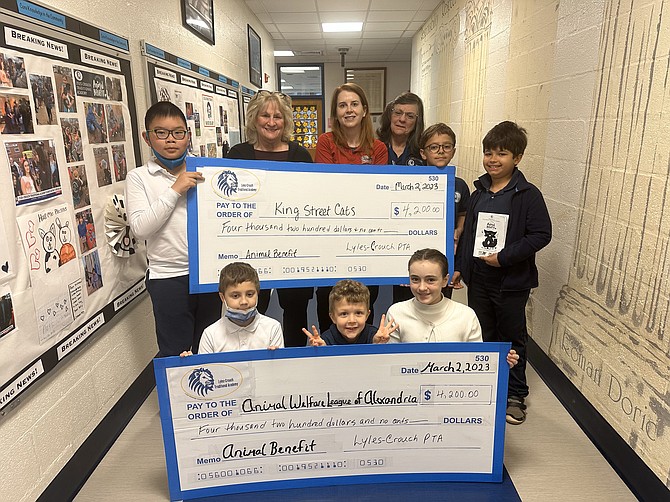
126, 101, 222, 357
182, 262, 283, 354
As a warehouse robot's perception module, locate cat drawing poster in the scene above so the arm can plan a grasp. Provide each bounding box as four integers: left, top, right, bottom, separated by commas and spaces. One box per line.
473, 212, 509, 257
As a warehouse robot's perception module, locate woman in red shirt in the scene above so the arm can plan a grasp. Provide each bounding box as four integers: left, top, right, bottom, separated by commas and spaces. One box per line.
314, 83, 387, 331
315, 83, 387, 165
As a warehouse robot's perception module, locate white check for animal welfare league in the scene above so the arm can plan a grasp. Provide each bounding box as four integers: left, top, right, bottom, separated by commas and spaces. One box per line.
186, 159, 455, 292
154, 343, 509, 498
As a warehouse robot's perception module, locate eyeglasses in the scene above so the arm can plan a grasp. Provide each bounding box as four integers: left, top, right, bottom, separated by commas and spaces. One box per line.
392, 109, 418, 121
425, 143, 454, 154
147, 128, 188, 140
254, 90, 291, 105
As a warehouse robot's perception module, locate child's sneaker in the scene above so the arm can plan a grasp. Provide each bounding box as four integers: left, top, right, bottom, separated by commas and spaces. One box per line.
506, 396, 526, 425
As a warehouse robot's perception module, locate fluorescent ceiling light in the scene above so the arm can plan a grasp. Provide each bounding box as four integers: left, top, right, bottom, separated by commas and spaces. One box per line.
322, 22, 363, 33
282, 66, 320, 73
281, 85, 294, 90
274, 50, 294, 56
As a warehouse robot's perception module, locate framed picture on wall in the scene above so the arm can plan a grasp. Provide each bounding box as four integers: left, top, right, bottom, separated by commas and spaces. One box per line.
344, 67, 386, 114
182, 0, 215, 45
248, 25, 262, 88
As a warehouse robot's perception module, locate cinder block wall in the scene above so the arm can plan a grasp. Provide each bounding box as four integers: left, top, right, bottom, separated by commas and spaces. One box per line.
412, 0, 670, 486
0, 1, 275, 501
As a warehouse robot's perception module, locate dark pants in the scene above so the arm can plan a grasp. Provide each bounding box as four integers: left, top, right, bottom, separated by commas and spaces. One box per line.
392, 284, 452, 303
467, 271, 530, 398
147, 274, 222, 357
316, 285, 379, 332
258, 288, 313, 347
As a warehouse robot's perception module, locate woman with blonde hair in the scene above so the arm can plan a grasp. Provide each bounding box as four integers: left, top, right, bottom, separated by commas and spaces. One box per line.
227, 90, 312, 347
228, 90, 312, 162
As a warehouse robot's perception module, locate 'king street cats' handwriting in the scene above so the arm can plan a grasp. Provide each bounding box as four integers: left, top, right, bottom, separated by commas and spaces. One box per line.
274, 202, 356, 221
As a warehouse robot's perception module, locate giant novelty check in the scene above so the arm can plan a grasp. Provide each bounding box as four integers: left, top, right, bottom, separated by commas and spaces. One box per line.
154, 343, 510, 500
186, 159, 455, 293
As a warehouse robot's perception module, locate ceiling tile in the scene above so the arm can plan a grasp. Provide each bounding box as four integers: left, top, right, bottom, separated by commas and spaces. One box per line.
367, 11, 416, 22
365, 22, 410, 31
361, 38, 401, 47
362, 30, 405, 38
319, 12, 366, 23
316, 0, 370, 12
269, 12, 319, 23
324, 32, 363, 40
262, 0, 317, 12
254, 12, 272, 23
412, 10, 434, 22
290, 40, 327, 48
282, 32, 326, 40
327, 39, 362, 47
369, 0, 419, 11
275, 23, 322, 33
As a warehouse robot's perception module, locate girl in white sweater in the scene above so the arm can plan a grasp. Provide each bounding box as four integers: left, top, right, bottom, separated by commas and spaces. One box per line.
387, 248, 518, 367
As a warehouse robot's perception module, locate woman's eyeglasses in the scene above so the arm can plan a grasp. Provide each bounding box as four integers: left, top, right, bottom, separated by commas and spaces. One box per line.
425, 143, 454, 154
254, 90, 291, 104
147, 129, 188, 140
392, 109, 418, 121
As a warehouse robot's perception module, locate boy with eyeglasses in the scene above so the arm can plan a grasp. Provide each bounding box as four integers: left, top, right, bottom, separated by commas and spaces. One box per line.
126, 101, 222, 357
398, 123, 469, 302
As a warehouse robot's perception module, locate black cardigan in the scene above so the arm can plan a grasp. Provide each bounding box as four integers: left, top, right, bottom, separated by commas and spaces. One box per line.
227, 141, 313, 163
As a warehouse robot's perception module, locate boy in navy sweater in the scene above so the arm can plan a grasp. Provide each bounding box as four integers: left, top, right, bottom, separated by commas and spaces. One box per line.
453, 121, 551, 425
303, 280, 396, 345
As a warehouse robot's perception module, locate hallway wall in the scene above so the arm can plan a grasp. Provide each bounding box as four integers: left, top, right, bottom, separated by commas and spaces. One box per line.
0, 2, 275, 501
412, 0, 669, 486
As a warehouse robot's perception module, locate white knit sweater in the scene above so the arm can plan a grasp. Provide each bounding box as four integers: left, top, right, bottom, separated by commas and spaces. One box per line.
387, 297, 482, 343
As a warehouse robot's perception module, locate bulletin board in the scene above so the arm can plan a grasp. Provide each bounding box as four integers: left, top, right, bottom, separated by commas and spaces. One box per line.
141, 41, 242, 159
0, 1, 146, 412
240, 85, 256, 142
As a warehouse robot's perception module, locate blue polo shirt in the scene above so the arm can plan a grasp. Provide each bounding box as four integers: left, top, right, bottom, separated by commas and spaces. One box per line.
387, 144, 424, 166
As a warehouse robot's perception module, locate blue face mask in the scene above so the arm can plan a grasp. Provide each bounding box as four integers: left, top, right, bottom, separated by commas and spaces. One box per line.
151, 147, 188, 170
224, 304, 257, 323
